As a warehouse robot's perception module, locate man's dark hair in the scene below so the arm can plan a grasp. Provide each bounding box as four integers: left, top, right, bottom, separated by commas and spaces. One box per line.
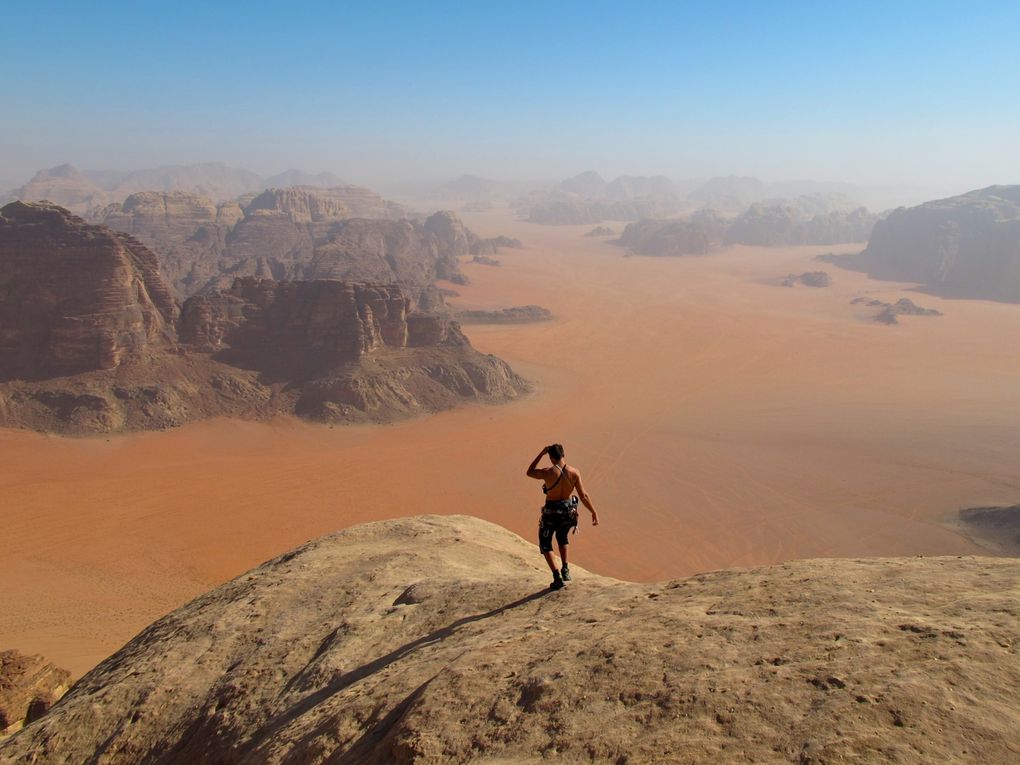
548, 443, 565, 460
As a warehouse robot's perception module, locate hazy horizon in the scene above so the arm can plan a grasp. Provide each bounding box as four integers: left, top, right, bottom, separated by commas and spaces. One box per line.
3, 2, 1019, 195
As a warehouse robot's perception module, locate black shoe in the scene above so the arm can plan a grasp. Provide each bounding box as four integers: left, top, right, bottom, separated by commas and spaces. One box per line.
550, 573, 565, 591
560, 565, 571, 582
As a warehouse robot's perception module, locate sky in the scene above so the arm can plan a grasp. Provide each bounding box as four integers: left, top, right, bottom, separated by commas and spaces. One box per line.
2, 1, 1019, 193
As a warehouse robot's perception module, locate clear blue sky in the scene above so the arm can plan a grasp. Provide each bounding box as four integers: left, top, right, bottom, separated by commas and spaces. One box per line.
2, 1, 1018, 191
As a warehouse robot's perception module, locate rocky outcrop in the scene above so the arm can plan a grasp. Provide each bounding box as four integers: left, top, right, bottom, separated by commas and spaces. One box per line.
469, 235, 522, 255
0, 202, 178, 380
245, 185, 408, 223
954, 505, 1020, 555
455, 305, 553, 324
0, 207, 528, 433
827, 186, 1020, 302
585, 225, 616, 237
93, 191, 242, 299
616, 210, 728, 255
0, 651, 71, 737
725, 204, 877, 246
2, 515, 1018, 763
850, 297, 942, 324
781, 271, 831, 287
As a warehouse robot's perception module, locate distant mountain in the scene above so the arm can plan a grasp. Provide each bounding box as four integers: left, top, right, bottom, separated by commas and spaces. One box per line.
110, 163, 264, 200
263, 169, 345, 188
9, 164, 111, 213
9, 163, 347, 212
724, 203, 878, 246
523, 171, 688, 224
826, 185, 1020, 302
688, 176, 768, 213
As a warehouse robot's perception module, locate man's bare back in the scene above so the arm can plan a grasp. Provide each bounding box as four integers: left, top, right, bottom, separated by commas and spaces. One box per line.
526, 443, 599, 589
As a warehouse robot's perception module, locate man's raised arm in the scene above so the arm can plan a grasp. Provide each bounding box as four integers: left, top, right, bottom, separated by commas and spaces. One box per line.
526, 447, 549, 479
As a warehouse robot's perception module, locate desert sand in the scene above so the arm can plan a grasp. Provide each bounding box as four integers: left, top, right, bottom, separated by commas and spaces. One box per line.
3, 516, 1018, 763
3, 209, 1020, 677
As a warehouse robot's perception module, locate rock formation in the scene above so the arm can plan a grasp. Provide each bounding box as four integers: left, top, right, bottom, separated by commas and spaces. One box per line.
469, 235, 522, 255
616, 210, 728, 256
725, 204, 877, 246
92, 191, 242, 299
470, 255, 500, 266
781, 271, 831, 288
0, 651, 70, 737
455, 305, 553, 324
2, 515, 1017, 763
850, 297, 942, 324
0, 206, 528, 433
955, 505, 1020, 555
585, 225, 616, 237
0, 202, 178, 381
93, 187, 472, 302
826, 186, 1020, 302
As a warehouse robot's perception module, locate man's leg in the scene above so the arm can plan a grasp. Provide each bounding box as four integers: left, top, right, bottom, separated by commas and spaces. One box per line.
558, 543, 568, 568
543, 550, 559, 573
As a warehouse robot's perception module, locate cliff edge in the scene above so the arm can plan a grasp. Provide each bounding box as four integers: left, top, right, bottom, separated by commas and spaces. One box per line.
2, 516, 1017, 764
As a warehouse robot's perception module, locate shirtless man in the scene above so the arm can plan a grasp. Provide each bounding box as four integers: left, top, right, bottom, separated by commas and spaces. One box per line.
526, 443, 599, 590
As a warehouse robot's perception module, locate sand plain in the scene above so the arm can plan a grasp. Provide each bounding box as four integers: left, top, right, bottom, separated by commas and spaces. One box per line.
3, 208, 1020, 677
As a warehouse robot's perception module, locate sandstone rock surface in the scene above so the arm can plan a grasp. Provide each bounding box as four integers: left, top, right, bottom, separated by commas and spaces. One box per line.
0, 651, 70, 738
850, 297, 942, 325
617, 210, 728, 255
2, 515, 1017, 764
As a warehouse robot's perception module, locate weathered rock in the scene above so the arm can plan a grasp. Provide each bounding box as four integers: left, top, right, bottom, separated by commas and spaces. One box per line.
726, 203, 877, 246
0, 205, 527, 433
469, 235, 522, 255
782, 271, 831, 288
617, 210, 728, 256
0, 202, 178, 381
585, 225, 616, 237
93, 191, 241, 299
850, 296, 942, 324
827, 186, 1020, 302
2, 516, 1017, 763
0, 650, 71, 737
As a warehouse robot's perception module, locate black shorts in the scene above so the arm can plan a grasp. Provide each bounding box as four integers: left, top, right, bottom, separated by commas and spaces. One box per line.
538, 501, 577, 553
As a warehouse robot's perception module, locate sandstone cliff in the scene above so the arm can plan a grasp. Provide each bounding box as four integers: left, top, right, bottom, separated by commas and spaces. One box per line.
0, 207, 528, 433
93, 191, 242, 299
2, 515, 1017, 763
0, 202, 178, 381
827, 186, 1020, 302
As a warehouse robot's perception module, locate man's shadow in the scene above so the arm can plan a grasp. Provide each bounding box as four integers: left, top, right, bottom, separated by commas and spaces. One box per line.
250, 587, 551, 749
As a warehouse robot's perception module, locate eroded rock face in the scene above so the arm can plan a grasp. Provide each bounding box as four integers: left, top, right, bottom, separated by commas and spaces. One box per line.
0, 206, 527, 433
0, 650, 71, 736
0, 202, 178, 380
830, 186, 1020, 302
180, 279, 415, 372
94, 191, 242, 299
2, 516, 1017, 763
8, 165, 109, 214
